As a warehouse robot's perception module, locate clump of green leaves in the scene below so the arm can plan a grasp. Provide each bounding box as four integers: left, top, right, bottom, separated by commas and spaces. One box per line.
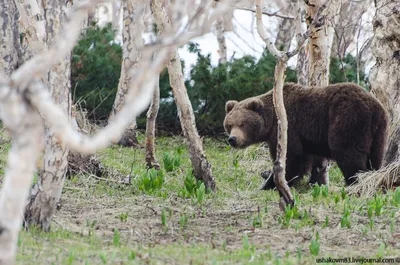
340, 203, 351, 228
162, 152, 181, 172
179, 172, 206, 205
309, 232, 320, 256
391, 187, 400, 206
138, 168, 164, 193
278, 204, 301, 228
113, 228, 120, 247
118, 212, 128, 223
367, 193, 387, 217
311, 184, 321, 200
179, 214, 188, 228
251, 211, 263, 228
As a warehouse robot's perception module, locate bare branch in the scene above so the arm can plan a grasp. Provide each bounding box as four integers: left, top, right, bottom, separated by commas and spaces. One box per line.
255, 0, 283, 59
237, 6, 295, 20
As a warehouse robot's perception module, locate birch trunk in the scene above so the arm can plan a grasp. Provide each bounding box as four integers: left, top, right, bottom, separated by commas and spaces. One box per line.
306, 0, 340, 87
215, 19, 227, 64
255, 0, 294, 208
145, 80, 160, 170
369, 0, 400, 165
24, 0, 72, 231
0, 91, 44, 265
295, 1, 308, 86
306, 0, 340, 185
152, 0, 216, 191
0, 0, 19, 76
109, 0, 144, 148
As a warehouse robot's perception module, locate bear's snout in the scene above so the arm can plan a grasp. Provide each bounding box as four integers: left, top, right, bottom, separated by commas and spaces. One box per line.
228, 136, 237, 146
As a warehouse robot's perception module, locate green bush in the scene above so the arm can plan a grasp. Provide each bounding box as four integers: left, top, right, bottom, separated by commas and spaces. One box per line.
71, 23, 122, 121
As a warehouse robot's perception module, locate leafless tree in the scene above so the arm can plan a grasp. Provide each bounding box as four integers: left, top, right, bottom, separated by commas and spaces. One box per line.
255, 0, 328, 209
0, 0, 234, 262
109, 0, 144, 147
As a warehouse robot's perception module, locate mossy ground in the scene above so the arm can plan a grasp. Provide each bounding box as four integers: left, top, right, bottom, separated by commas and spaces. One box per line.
3, 134, 399, 264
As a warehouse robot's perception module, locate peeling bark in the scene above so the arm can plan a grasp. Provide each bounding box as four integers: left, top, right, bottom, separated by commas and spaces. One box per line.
306, 0, 341, 87
0, 88, 44, 265
24, 0, 72, 231
152, 0, 216, 191
145, 80, 161, 170
109, 0, 145, 148
295, 0, 308, 86
215, 19, 227, 64
369, 0, 400, 165
0, 0, 19, 76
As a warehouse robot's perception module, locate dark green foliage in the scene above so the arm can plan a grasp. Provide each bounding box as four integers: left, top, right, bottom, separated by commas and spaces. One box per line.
330, 54, 368, 90
162, 152, 182, 172
150, 43, 297, 134
71, 23, 122, 121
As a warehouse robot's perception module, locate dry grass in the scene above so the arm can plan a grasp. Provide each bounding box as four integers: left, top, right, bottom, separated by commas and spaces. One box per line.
347, 161, 400, 197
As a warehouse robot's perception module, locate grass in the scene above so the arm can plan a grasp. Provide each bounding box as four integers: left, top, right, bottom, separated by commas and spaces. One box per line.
1, 133, 399, 264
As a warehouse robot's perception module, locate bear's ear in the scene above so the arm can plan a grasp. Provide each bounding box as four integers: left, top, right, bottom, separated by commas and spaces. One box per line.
226, 100, 238, 113
245, 98, 264, 113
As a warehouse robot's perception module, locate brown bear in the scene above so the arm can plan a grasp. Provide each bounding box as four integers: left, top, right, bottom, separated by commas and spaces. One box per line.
223, 82, 389, 188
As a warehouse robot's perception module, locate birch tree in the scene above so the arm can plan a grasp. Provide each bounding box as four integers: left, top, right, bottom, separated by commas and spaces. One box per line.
306, 0, 341, 87
22, 0, 72, 231
145, 80, 160, 169
303, 0, 341, 185
0, 0, 19, 76
369, 0, 400, 165
0, 0, 231, 262
215, 19, 228, 64
295, 0, 308, 86
108, 0, 144, 147
256, 0, 328, 209
151, 0, 218, 191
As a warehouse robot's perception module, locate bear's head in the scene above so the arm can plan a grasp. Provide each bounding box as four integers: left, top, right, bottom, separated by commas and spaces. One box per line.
223, 97, 271, 148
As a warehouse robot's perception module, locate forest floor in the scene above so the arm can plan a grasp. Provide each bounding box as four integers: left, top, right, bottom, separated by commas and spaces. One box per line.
3, 135, 400, 264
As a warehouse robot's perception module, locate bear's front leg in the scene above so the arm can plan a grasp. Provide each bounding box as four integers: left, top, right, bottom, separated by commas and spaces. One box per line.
260, 170, 275, 190
309, 156, 330, 186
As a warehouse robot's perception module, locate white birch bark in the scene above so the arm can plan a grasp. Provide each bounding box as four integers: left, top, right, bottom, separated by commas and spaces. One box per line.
24, 0, 72, 231
305, 0, 341, 184
145, 80, 160, 170
152, 0, 216, 191
306, 0, 341, 87
0, 0, 231, 261
295, 0, 308, 86
0, 82, 44, 265
255, 0, 292, 208
215, 19, 227, 64
0, 0, 19, 76
369, 0, 400, 165
14, 0, 47, 55
109, 0, 144, 147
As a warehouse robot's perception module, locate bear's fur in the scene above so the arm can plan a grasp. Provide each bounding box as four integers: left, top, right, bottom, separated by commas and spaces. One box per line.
223, 83, 389, 187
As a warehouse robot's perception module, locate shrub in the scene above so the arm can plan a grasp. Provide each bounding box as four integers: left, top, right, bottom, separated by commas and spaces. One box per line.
71, 23, 122, 121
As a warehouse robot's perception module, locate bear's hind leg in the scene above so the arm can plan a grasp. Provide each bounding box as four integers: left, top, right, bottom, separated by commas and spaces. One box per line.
332, 149, 368, 186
